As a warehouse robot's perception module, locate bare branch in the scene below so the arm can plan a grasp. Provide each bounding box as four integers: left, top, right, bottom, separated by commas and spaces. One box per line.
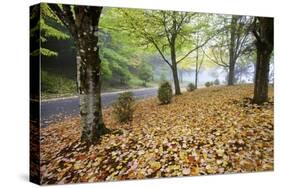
160, 11, 172, 45
176, 35, 212, 64
150, 38, 172, 68
202, 47, 228, 68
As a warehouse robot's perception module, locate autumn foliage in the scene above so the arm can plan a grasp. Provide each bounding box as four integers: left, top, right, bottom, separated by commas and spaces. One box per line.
40, 85, 273, 184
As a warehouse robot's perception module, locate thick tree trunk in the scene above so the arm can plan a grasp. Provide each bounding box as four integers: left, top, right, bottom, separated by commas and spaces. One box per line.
76, 9, 108, 144
253, 47, 271, 104
48, 5, 108, 144
78, 47, 109, 144
253, 17, 273, 105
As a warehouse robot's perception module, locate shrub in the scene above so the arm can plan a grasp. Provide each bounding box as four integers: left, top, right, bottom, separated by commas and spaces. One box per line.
112, 92, 135, 123
158, 81, 173, 104
205, 81, 211, 87
187, 83, 196, 92
214, 79, 220, 85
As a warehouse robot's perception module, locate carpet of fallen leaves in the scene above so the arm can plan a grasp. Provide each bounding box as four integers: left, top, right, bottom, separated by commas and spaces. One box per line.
40, 85, 274, 185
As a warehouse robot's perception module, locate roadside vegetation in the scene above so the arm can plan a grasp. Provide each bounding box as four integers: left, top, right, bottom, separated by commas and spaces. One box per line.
41, 71, 76, 99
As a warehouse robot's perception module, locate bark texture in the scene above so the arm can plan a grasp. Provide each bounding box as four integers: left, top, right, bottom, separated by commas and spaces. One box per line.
172, 64, 181, 95
77, 7, 109, 144
49, 5, 108, 144
171, 41, 181, 95
252, 17, 274, 105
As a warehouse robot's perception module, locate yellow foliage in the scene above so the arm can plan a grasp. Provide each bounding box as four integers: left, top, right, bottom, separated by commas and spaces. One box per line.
40, 85, 274, 184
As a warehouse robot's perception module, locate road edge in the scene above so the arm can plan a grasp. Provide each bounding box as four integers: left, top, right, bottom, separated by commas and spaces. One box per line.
41, 87, 158, 102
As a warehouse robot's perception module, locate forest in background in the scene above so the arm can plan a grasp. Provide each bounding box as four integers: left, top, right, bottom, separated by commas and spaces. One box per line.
40, 6, 273, 99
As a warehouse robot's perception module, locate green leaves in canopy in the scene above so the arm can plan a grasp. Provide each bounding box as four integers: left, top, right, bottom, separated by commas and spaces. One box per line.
100, 46, 132, 82
30, 3, 70, 57
116, 9, 198, 54
31, 48, 58, 57
40, 18, 69, 41
102, 48, 128, 64
111, 8, 217, 69
101, 59, 112, 80
99, 8, 156, 83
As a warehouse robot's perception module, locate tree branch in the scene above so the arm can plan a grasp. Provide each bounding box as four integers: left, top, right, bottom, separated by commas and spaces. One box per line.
48, 4, 68, 26
48, 4, 77, 39
202, 47, 228, 68
160, 11, 172, 45
176, 35, 212, 64
252, 17, 261, 43
150, 38, 172, 68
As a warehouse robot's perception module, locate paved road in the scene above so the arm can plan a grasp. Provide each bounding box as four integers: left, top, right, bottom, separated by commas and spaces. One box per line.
40, 87, 157, 127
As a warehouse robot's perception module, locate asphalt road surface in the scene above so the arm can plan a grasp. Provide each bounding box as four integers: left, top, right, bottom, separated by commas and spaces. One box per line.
41, 87, 157, 127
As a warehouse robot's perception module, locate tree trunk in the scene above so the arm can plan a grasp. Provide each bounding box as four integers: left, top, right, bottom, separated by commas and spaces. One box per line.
76, 9, 108, 144
172, 65, 181, 95
253, 46, 271, 104
168, 17, 181, 95
253, 17, 273, 105
228, 61, 235, 85
228, 16, 238, 86
195, 38, 199, 89
48, 5, 108, 144
195, 70, 198, 89
170, 40, 181, 95
77, 47, 109, 144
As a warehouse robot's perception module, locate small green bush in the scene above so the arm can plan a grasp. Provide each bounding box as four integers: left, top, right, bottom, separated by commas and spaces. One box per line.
158, 81, 173, 104
113, 92, 135, 123
205, 81, 211, 87
214, 79, 220, 85
187, 83, 196, 92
